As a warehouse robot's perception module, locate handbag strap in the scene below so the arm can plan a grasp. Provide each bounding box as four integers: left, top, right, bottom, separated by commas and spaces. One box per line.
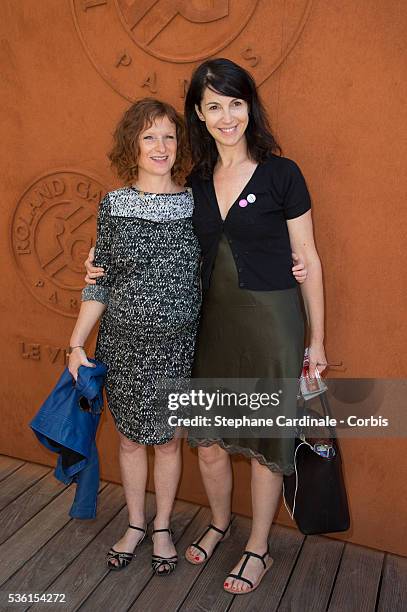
282, 440, 310, 520
318, 391, 338, 440
297, 392, 338, 441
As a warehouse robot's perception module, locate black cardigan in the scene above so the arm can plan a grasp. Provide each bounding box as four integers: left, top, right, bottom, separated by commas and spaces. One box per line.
188, 155, 312, 291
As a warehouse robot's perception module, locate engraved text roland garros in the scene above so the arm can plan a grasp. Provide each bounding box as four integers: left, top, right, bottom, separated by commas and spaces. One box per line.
11, 171, 106, 318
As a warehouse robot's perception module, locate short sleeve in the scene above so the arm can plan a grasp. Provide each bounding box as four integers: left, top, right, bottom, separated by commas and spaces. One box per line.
282, 160, 312, 220
81, 193, 112, 305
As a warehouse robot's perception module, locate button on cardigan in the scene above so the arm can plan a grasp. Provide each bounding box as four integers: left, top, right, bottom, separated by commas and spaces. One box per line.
188, 155, 312, 291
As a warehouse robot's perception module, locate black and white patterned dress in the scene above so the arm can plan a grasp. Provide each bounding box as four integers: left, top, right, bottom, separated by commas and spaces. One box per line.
82, 187, 201, 444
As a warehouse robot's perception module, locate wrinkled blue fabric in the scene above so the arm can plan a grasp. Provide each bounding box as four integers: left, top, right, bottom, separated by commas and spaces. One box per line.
54, 441, 100, 519
30, 360, 107, 519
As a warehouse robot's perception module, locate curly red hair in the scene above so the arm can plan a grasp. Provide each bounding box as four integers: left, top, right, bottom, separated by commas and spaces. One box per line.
108, 98, 190, 185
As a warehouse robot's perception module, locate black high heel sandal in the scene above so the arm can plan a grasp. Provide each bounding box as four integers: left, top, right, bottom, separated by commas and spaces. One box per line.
106, 524, 147, 571
151, 528, 178, 576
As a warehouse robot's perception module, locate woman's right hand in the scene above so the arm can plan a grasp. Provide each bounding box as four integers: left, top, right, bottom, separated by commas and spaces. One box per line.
68, 347, 96, 381
84, 247, 105, 285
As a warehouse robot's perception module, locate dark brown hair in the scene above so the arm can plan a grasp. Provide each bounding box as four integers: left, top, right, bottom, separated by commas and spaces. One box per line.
109, 98, 189, 184
184, 58, 280, 177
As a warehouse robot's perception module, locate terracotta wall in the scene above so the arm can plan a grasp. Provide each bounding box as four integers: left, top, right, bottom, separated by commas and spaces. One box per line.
1, 0, 406, 556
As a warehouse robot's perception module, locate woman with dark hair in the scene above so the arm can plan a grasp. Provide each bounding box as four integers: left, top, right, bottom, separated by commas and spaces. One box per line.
68, 98, 201, 575
83, 74, 309, 584
183, 58, 326, 594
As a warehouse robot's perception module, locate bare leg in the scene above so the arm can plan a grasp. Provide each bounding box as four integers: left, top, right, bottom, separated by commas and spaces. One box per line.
108, 431, 148, 567
152, 436, 182, 571
186, 444, 233, 562
225, 458, 281, 592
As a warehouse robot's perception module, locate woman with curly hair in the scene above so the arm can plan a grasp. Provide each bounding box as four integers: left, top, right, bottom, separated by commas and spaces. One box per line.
82, 88, 308, 582
68, 98, 201, 575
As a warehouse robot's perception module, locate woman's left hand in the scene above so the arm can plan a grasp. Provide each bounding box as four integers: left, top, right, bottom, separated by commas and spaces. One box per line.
308, 343, 327, 377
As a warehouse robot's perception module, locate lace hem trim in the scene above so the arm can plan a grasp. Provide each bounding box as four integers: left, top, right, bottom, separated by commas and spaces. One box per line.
188, 437, 295, 475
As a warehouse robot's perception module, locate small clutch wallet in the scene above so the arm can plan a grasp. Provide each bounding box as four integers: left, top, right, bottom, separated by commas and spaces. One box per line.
298, 347, 327, 401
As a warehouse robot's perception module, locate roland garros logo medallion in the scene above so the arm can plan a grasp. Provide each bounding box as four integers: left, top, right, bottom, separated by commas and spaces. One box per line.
71, 0, 313, 105
11, 171, 106, 318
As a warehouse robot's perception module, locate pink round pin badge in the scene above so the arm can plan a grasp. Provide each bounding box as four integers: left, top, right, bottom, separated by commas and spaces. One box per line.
239, 198, 248, 207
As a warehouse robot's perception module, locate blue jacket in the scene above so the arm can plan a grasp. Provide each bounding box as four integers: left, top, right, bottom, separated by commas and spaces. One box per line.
30, 360, 107, 519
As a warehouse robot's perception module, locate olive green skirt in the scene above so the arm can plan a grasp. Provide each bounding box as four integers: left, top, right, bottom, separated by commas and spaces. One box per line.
189, 234, 304, 474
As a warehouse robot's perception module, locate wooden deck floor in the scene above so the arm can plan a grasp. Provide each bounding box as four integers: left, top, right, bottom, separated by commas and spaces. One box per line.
0, 455, 405, 612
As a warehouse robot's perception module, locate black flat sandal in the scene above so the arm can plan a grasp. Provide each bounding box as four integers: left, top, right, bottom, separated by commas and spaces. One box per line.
151, 528, 178, 576
106, 524, 147, 571
185, 521, 232, 565
224, 549, 273, 594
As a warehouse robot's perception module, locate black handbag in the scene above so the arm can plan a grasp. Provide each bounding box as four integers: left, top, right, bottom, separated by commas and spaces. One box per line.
283, 392, 350, 535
